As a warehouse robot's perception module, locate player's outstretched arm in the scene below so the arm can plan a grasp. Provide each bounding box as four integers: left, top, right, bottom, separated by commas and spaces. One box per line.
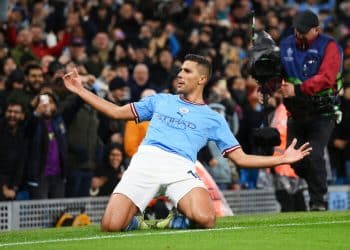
62, 69, 135, 120
227, 139, 311, 168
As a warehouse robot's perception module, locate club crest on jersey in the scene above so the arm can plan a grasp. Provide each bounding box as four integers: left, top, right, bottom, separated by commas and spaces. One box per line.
177, 107, 189, 117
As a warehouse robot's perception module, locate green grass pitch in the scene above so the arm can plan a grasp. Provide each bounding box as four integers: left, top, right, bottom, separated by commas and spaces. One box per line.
1, 211, 349, 250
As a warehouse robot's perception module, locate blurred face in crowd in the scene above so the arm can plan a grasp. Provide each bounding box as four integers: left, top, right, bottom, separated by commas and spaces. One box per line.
159, 50, 173, 71
26, 67, 44, 92
3, 58, 17, 76
139, 25, 152, 39
119, 3, 134, 20
200, 30, 211, 44
32, 2, 45, 18
109, 148, 123, 170
134, 47, 146, 63
116, 65, 129, 81
101, 66, 117, 84
113, 44, 127, 61
225, 61, 240, 77
30, 26, 44, 44
5, 104, 25, 129
12, 80, 25, 90
16, 29, 32, 46
69, 44, 86, 61
231, 77, 246, 91
231, 35, 244, 48
111, 87, 128, 102
97, 6, 108, 19
66, 12, 80, 29
41, 55, 55, 74
229, 77, 247, 104
93, 32, 110, 51
133, 64, 149, 86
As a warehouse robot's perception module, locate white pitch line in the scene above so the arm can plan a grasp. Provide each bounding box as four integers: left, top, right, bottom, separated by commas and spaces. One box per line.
1, 220, 350, 248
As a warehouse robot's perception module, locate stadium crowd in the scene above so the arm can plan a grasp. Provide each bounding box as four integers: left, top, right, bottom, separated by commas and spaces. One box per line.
0, 0, 349, 207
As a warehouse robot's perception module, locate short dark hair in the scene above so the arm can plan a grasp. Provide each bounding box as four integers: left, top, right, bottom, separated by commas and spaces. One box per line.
184, 54, 212, 81
24, 63, 42, 76
5, 99, 25, 113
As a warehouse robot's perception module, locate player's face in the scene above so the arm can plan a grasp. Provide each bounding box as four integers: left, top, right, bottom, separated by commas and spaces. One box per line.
176, 60, 201, 94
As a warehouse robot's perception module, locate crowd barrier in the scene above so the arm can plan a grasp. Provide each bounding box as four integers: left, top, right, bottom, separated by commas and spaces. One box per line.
0, 186, 349, 231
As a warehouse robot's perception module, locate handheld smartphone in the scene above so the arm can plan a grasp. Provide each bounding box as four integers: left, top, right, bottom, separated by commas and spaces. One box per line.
40, 94, 50, 104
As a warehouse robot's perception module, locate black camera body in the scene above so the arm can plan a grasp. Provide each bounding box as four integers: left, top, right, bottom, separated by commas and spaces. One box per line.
248, 31, 283, 154
252, 127, 281, 156
249, 31, 283, 95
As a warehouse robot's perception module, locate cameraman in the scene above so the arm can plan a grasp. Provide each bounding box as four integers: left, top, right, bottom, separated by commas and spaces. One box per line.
279, 10, 342, 211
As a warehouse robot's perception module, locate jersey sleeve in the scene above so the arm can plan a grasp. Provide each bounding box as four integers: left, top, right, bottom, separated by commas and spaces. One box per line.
210, 115, 241, 157
131, 95, 157, 122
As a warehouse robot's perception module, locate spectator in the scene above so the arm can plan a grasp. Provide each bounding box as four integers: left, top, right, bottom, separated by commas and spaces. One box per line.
89, 32, 111, 64
115, 2, 142, 42
89, 3, 115, 33
20, 63, 45, 108
0, 44, 11, 71
129, 63, 152, 102
9, 28, 38, 65
98, 77, 129, 145
279, 10, 343, 211
29, 24, 71, 59
115, 63, 130, 82
4, 68, 25, 93
0, 100, 26, 201
66, 37, 88, 65
1, 57, 17, 77
63, 79, 103, 198
25, 91, 68, 199
90, 143, 126, 197
150, 49, 179, 93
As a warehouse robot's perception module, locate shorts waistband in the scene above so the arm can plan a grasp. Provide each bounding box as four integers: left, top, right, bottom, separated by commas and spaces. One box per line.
137, 145, 194, 165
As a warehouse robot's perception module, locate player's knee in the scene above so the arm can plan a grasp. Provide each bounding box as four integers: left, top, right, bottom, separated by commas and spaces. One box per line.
100, 216, 123, 232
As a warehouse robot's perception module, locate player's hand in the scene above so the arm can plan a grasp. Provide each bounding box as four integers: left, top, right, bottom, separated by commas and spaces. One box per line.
282, 138, 312, 164
62, 68, 84, 94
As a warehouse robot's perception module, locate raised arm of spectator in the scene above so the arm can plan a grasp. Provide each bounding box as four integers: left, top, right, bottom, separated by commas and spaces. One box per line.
44, 31, 72, 57
63, 69, 135, 120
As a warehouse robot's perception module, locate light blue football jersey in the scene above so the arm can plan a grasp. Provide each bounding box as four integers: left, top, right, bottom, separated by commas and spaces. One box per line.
131, 94, 240, 162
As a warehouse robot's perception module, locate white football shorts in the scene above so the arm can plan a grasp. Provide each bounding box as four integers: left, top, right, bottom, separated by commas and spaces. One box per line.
113, 145, 207, 212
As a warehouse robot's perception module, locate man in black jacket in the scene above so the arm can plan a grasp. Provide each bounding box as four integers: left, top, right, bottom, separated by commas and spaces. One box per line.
0, 100, 26, 201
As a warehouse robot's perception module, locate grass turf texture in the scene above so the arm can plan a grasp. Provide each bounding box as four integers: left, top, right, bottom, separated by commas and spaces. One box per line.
1, 211, 349, 250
